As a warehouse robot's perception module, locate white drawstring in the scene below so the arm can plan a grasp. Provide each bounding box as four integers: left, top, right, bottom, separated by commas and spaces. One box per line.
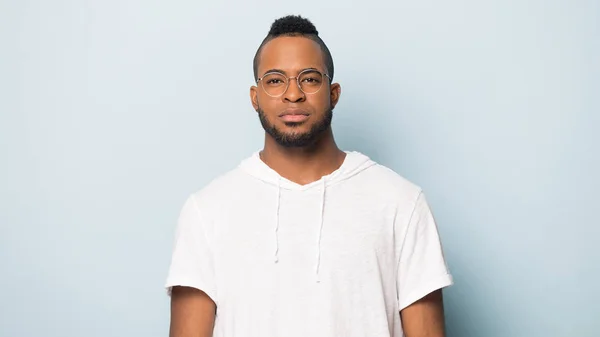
315, 177, 326, 283
273, 176, 326, 282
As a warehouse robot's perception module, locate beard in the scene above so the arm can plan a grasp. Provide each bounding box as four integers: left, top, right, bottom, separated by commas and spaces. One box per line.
257, 106, 333, 148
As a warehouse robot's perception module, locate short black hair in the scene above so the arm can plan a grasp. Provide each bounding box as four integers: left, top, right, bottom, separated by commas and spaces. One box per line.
253, 15, 334, 82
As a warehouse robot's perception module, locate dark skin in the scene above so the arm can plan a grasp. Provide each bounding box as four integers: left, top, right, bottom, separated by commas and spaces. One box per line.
250, 36, 345, 185
169, 35, 446, 337
169, 287, 215, 337
401, 290, 447, 337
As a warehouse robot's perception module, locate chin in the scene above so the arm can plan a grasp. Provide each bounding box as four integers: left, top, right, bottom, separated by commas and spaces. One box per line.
280, 129, 309, 138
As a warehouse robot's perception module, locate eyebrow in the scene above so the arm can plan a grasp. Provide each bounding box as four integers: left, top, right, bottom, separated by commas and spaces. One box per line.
261, 67, 322, 77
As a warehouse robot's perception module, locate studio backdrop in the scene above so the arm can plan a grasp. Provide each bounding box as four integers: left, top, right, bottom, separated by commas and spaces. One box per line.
1, 1, 598, 336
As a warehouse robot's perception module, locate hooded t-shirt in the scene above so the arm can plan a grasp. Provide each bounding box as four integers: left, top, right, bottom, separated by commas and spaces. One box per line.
165, 151, 453, 337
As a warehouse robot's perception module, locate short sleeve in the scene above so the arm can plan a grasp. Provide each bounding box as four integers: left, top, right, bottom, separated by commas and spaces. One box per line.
396, 191, 453, 310
165, 194, 217, 303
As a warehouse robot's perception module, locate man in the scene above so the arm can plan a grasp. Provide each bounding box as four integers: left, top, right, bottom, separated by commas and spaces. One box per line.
166, 15, 453, 337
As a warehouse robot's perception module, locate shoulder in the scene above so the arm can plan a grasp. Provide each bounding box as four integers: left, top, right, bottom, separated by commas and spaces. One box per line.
362, 161, 422, 195
188, 165, 248, 206
360, 163, 437, 232
359, 162, 424, 207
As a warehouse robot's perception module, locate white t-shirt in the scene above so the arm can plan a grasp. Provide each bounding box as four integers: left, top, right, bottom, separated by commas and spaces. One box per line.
165, 151, 453, 337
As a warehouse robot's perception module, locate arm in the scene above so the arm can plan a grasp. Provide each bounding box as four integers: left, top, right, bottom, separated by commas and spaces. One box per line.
166, 195, 218, 336
169, 286, 216, 337
400, 289, 446, 337
395, 192, 452, 336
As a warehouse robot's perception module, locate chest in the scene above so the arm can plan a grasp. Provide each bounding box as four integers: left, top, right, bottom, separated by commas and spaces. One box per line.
211, 188, 398, 279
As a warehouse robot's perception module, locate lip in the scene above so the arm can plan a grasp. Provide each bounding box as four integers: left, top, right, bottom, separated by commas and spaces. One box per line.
279, 108, 310, 123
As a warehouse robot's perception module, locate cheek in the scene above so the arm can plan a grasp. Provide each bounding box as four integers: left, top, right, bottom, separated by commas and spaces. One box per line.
257, 94, 278, 109
308, 93, 331, 110
257, 100, 285, 119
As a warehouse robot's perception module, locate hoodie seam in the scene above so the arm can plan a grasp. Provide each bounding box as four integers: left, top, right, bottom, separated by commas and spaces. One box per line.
395, 189, 424, 282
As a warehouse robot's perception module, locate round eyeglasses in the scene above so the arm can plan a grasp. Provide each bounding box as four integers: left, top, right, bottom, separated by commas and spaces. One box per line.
257, 69, 331, 97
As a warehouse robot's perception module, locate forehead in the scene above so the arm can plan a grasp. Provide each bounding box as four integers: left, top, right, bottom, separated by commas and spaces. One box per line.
258, 36, 325, 75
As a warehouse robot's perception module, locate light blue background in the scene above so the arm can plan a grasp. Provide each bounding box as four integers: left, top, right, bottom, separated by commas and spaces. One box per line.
1, 1, 598, 336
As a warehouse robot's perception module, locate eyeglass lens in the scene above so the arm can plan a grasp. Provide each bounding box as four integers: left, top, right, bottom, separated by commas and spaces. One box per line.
261, 70, 324, 96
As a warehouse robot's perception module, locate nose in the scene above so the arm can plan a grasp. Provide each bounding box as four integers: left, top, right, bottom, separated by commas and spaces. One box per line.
282, 77, 305, 103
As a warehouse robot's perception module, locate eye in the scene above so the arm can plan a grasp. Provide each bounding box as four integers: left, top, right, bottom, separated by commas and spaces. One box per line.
301, 76, 321, 84
263, 73, 286, 86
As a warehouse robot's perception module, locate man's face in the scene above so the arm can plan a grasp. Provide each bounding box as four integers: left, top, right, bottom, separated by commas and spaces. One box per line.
250, 36, 341, 147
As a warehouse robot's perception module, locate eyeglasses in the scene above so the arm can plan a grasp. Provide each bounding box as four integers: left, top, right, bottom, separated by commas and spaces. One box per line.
257, 69, 331, 97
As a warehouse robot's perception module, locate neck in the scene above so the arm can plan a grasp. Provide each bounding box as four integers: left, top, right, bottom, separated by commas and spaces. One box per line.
260, 128, 346, 185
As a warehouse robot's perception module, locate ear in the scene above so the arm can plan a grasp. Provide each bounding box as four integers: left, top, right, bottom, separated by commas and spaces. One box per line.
329, 82, 342, 109
250, 85, 259, 112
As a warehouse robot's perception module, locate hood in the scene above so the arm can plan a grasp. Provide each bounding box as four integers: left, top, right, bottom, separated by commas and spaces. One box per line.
239, 150, 376, 189
239, 151, 377, 283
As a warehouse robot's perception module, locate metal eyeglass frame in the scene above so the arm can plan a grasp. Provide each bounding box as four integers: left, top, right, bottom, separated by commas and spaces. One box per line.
256, 69, 332, 98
